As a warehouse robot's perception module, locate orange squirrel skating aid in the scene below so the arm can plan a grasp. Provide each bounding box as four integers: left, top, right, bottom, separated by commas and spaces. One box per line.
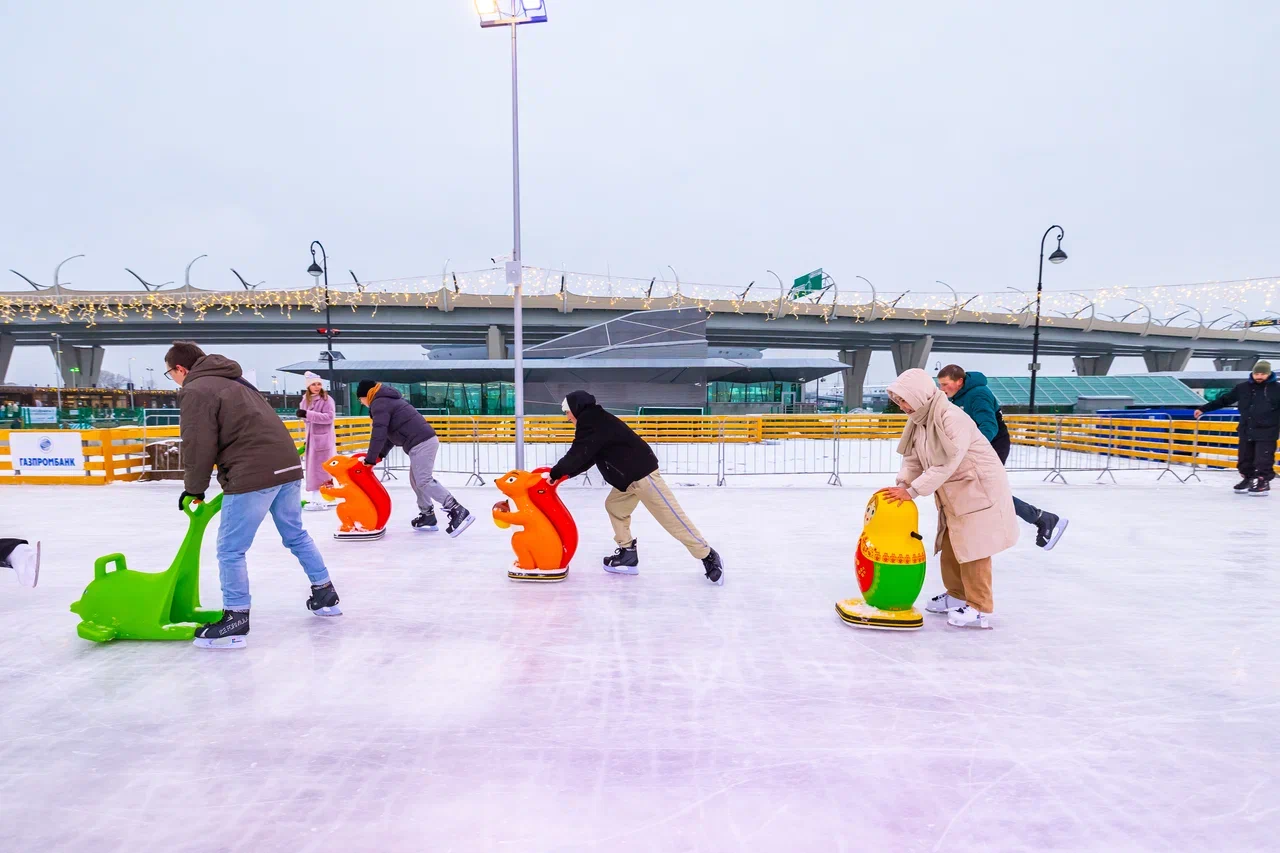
321, 454, 388, 541
493, 469, 577, 581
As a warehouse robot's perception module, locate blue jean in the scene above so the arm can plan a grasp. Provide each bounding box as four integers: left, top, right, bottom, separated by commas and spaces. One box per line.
1013, 495, 1041, 525
216, 480, 330, 610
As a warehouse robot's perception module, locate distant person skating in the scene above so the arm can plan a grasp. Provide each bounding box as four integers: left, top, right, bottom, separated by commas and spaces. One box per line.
548, 391, 724, 585
357, 380, 474, 536
297, 371, 337, 510
1194, 360, 1280, 495
936, 365, 1068, 549
168, 341, 342, 649
0, 539, 39, 587
884, 369, 1018, 629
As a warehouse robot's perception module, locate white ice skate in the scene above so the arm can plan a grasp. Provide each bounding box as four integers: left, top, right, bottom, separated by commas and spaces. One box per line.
925, 592, 965, 614
8, 542, 40, 588
947, 605, 991, 629
303, 492, 335, 512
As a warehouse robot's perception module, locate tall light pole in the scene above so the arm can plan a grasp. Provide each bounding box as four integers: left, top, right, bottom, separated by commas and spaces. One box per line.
1029, 225, 1068, 412
128, 357, 136, 410
307, 241, 336, 409
147, 367, 155, 390
52, 333, 63, 411
475, 0, 547, 469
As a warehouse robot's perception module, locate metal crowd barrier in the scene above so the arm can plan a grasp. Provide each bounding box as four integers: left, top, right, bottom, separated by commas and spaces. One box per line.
1, 414, 1270, 486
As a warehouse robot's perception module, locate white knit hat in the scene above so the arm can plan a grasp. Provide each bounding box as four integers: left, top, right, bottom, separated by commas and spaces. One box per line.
304, 371, 323, 384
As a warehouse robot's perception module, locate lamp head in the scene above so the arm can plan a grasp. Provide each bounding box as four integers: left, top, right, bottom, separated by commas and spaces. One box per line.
476, 0, 548, 27
1048, 235, 1067, 264
307, 262, 323, 278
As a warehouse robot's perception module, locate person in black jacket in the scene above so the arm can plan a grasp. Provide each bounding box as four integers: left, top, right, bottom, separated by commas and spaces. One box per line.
358, 380, 473, 536
1195, 360, 1280, 494
548, 391, 724, 584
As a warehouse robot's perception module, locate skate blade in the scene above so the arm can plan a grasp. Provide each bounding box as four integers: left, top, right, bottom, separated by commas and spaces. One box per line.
447, 514, 476, 538
1041, 517, 1069, 551
192, 635, 247, 650
602, 563, 639, 576
412, 525, 440, 533
311, 605, 343, 617
835, 600, 923, 631
508, 568, 568, 583
334, 529, 385, 541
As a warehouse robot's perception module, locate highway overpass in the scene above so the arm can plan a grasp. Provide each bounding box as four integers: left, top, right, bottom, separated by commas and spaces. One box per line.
2, 273, 1277, 407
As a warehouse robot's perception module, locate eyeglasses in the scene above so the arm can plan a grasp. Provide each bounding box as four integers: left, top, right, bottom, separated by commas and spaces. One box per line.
163, 366, 180, 382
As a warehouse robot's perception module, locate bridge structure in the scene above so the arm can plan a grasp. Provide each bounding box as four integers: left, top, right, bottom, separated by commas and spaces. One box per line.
2, 267, 1277, 408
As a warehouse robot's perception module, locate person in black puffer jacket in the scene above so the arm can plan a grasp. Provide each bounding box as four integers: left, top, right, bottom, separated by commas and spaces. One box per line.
358, 380, 473, 536
549, 391, 724, 584
1195, 360, 1280, 495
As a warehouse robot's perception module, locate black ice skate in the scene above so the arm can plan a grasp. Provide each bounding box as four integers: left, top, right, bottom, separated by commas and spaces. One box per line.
701, 548, 725, 586
1233, 477, 1253, 493
411, 509, 439, 532
1034, 512, 1069, 550
603, 540, 639, 575
193, 609, 250, 649
1248, 478, 1271, 497
445, 503, 474, 538
307, 581, 343, 617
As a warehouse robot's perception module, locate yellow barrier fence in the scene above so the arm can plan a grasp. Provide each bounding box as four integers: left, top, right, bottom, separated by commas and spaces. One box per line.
0, 414, 1272, 485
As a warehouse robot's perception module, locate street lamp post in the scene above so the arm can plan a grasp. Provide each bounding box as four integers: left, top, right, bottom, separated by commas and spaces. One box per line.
147, 367, 155, 390
1028, 226, 1068, 412
128, 357, 136, 410
52, 333, 63, 411
307, 241, 336, 410
475, 0, 548, 469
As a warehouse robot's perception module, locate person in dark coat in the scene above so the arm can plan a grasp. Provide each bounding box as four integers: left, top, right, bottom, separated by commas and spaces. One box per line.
358, 380, 473, 536
1194, 360, 1280, 494
548, 391, 724, 584
937, 365, 1068, 549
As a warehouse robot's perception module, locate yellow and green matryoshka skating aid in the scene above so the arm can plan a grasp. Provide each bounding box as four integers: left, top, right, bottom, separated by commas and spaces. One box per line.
836, 490, 927, 630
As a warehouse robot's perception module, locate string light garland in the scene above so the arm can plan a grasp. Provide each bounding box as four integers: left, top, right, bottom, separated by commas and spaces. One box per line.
1, 268, 1277, 339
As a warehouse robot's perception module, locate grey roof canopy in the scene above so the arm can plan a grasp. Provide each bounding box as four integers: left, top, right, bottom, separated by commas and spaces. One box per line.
280, 307, 844, 384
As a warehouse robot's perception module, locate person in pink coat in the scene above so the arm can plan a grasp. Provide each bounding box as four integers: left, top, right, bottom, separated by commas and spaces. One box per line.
881, 368, 1018, 629
297, 372, 337, 510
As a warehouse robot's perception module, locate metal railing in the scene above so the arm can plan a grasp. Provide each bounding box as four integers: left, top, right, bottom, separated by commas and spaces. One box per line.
0, 414, 1270, 486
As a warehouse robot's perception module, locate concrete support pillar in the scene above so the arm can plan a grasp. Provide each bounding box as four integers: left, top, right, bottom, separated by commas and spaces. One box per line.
0, 333, 14, 384
1142, 348, 1193, 373
1214, 356, 1259, 371
839, 348, 872, 411
890, 335, 934, 375
486, 325, 507, 360
51, 344, 104, 388
1072, 353, 1114, 376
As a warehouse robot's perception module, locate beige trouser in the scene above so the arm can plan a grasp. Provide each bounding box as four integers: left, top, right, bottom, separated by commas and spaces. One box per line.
939, 528, 994, 613
604, 472, 711, 560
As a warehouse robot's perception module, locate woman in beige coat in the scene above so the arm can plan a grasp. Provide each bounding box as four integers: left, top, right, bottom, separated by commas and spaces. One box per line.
881, 369, 1018, 629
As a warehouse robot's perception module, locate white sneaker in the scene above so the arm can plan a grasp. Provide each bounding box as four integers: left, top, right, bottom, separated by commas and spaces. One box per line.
947, 605, 991, 629
925, 592, 966, 614
8, 542, 40, 588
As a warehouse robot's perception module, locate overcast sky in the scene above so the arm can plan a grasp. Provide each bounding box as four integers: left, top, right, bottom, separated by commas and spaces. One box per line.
3, 0, 1277, 389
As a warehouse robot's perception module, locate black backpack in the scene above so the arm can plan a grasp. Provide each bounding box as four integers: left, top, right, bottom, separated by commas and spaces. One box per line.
991, 408, 1012, 465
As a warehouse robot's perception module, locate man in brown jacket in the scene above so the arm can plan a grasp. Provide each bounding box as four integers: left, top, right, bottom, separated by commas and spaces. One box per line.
167, 341, 341, 649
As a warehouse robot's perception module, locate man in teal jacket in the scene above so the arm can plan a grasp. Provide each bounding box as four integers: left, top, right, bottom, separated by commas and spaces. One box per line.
937, 365, 1068, 550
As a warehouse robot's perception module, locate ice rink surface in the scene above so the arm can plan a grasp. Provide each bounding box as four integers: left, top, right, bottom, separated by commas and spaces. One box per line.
2, 471, 1277, 852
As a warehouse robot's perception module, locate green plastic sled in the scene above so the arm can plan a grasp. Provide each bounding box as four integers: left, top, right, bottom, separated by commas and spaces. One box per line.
70, 494, 225, 642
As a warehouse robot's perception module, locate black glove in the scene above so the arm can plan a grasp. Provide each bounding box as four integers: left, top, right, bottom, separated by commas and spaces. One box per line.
179, 491, 206, 510
365, 456, 381, 467
295, 408, 307, 419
